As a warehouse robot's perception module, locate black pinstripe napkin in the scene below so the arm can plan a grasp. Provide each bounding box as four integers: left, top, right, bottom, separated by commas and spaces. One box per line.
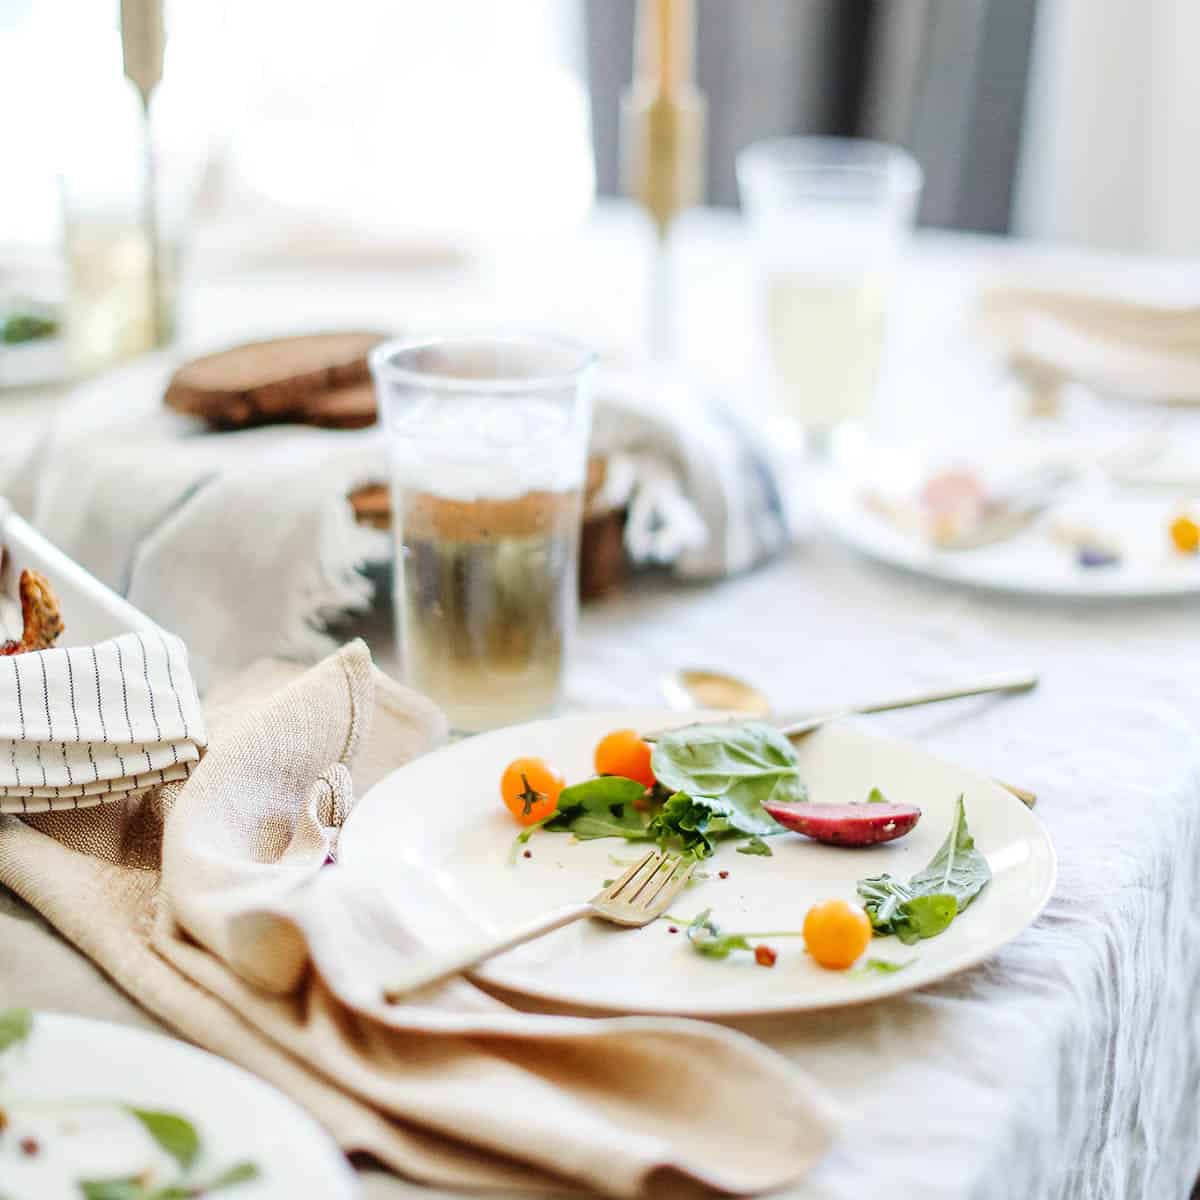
0, 630, 206, 812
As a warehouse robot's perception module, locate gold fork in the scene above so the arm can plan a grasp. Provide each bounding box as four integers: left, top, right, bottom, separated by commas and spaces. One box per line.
382, 849, 694, 1004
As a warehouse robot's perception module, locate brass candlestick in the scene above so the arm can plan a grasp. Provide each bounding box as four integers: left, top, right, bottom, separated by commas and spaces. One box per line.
621, 0, 706, 360
119, 0, 167, 347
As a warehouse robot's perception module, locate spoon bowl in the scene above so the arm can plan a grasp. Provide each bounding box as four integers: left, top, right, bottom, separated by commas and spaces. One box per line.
660, 668, 771, 716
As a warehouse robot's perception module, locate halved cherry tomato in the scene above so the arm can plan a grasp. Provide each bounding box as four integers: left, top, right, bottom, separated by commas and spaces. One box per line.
802, 899, 872, 970
501, 757, 564, 826
594, 729, 656, 788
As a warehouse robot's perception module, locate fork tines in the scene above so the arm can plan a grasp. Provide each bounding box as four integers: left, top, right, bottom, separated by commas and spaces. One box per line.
598, 849, 694, 918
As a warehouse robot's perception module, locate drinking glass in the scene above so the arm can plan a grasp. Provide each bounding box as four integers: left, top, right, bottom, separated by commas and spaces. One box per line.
737, 137, 923, 458
371, 335, 596, 734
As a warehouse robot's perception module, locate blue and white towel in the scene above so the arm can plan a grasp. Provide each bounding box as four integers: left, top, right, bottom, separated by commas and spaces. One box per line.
0, 631, 206, 812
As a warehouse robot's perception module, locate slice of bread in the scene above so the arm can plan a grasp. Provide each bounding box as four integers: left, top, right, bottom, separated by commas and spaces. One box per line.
165, 331, 387, 428
303, 382, 379, 429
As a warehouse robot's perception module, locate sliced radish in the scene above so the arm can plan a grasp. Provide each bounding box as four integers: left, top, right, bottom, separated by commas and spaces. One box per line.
762, 801, 921, 846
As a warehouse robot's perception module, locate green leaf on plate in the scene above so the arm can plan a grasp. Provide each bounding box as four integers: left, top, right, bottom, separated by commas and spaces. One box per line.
866, 787, 888, 803
684, 908, 754, 959
79, 1179, 148, 1200
149, 1161, 262, 1197
0, 1008, 32, 1053
197, 1161, 261, 1191
736, 835, 773, 856
544, 776, 653, 841
649, 792, 730, 859
650, 721, 804, 837
127, 1108, 201, 1170
857, 796, 990, 944
907, 794, 991, 912
849, 956, 916, 977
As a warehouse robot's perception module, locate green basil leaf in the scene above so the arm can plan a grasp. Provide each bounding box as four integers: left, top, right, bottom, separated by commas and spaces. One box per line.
543, 776, 653, 841
685, 908, 753, 959
650, 722, 803, 836
866, 787, 888, 803
0, 1008, 32, 1054
127, 1109, 200, 1170
893, 894, 957, 944
857, 796, 989, 944
736, 835, 773, 856
907, 795, 991, 914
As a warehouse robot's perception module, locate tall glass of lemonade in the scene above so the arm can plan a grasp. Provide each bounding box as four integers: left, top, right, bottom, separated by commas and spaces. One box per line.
371, 335, 596, 733
737, 137, 922, 459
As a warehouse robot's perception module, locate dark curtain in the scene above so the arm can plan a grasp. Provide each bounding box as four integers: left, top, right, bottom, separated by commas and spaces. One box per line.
585, 0, 1038, 233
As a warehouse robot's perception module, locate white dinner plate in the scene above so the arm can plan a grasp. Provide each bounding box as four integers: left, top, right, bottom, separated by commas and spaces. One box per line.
817, 465, 1200, 600
0, 1012, 358, 1199
339, 711, 1056, 1017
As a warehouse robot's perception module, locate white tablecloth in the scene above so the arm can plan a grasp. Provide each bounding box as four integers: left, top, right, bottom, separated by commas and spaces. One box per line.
566, 538, 1200, 1200
4, 207, 1200, 1198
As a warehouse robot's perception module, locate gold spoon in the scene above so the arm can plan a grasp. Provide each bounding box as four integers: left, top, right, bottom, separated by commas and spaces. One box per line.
661, 667, 1039, 808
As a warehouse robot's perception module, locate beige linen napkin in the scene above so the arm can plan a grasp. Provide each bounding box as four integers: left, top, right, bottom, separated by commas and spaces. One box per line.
0, 640, 837, 1196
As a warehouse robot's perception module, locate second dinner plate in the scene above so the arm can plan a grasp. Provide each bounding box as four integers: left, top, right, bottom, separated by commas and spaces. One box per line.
817, 463, 1200, 600
340, 710, 1055, 1017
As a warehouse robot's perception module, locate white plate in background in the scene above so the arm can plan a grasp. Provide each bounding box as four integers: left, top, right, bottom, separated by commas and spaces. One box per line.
816, 462, 1200, 600
0, 1012, 358, 1200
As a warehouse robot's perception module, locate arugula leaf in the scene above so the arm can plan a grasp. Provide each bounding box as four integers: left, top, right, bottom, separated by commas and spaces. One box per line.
650, 722, 803, 837
866, 787, 888, 803
127, 1109, 200, 1170
736, 836, 773, 857
685, 909, 754, 959
544, 776, 652, 841
857, 796, 990, 943
849, 956, 916, 977
0, 1008, 32, 1053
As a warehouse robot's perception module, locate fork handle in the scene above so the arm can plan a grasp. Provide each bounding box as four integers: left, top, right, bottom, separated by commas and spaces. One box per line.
382, 903, 593, 1004
780, 670, 1039, 737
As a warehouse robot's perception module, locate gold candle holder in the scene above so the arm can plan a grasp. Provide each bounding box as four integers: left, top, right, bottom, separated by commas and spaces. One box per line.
621, 0, 706, 358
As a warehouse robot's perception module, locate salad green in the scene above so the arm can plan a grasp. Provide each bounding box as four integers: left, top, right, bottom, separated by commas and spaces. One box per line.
683, 909, 805, 960
520, 721, 797, 860
1, 311, 57, 344
736, 836, 773, 857
856, 795, 990, 944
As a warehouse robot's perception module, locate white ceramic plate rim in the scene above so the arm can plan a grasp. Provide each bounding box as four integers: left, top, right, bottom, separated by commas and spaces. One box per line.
342, 710, 1057, 1017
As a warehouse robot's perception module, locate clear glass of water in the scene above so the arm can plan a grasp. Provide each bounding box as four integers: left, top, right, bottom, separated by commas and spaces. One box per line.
737, 137, 923, 458
370, 335, 596, 734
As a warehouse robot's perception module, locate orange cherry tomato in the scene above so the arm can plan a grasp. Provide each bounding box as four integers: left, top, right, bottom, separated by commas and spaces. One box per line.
802, 899, 872, 970
594, 728, 656, 789
500, 757, 564, 827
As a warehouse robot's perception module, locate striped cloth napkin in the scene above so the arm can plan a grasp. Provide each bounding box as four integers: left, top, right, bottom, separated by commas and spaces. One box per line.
0, 631, 206, 813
